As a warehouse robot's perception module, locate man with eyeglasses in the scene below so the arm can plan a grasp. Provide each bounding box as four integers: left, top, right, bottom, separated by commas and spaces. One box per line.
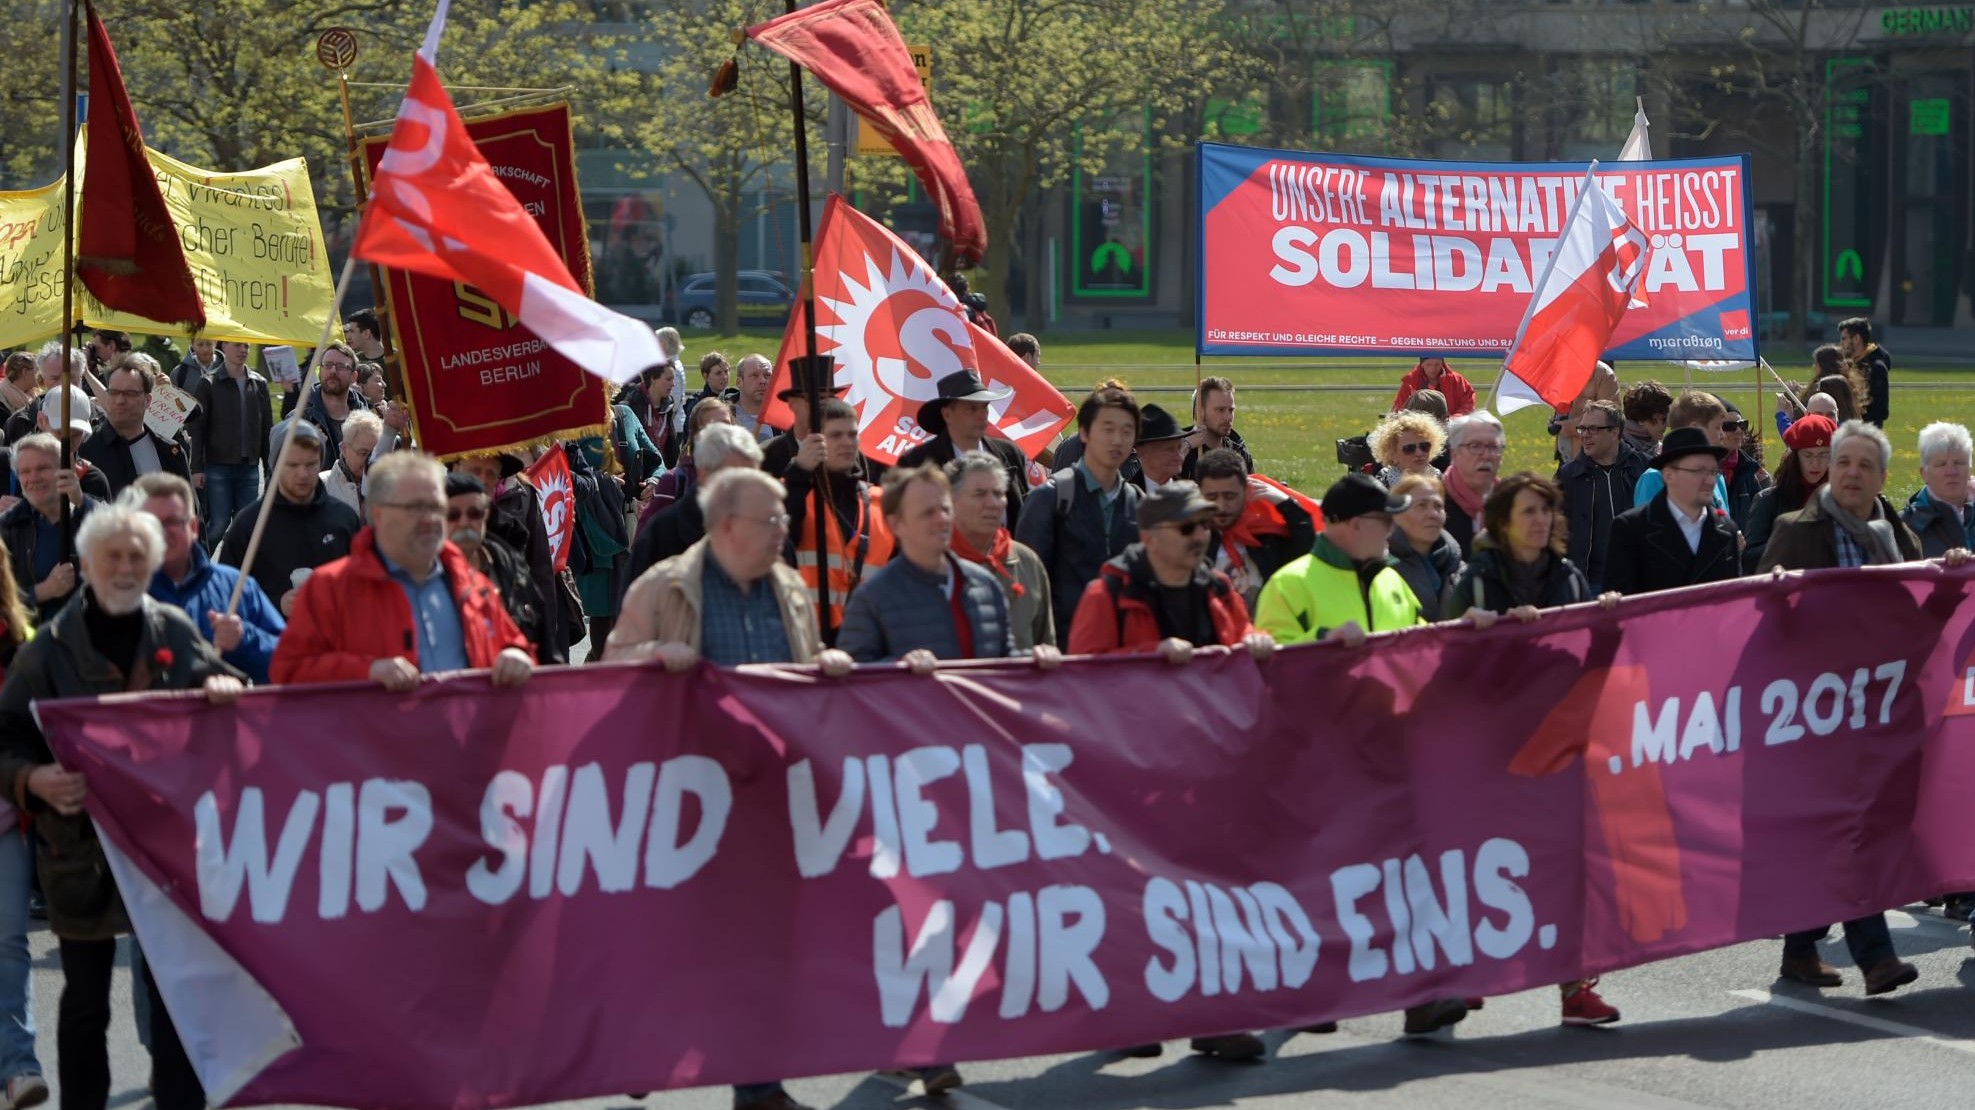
1601, 426, 1742, 597
274, 341, 370, 470
216, 421, 361, 617
131, 473, 285, 685
81, 358, 192, 498
1555, 399, 1649, 593
443, 471, 553, 661
1441, 412, 1506, 557
1630, 390, 1733, 513
274, 452, 534, 689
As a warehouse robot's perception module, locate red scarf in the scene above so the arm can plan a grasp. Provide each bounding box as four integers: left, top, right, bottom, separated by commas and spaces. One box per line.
1444, 465, 1488, 521
1219, 499, 1288, 571
951, 528, 1024, 597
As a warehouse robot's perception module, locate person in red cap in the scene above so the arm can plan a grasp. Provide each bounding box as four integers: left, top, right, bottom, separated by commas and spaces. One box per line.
1741, 413, 1834, 572
1391, 356, 1476, 416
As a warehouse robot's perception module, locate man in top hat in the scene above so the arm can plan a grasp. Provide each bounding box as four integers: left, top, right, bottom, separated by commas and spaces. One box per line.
762, 358, 856, 480
897, 368, 1028, 523
1129, 403, 1188, 493
1601, 427, 1742, 597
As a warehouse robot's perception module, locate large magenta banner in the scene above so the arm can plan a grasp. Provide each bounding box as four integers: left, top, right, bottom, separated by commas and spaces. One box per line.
36, 564, 1975, 1109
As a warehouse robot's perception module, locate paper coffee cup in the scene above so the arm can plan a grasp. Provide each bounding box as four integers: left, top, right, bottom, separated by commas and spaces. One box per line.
290, 568, 314, 590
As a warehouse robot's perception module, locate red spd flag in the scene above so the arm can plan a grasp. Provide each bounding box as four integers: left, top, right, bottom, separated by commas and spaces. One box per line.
746, 0, 985, 265
1495, 168, 1649, 414
355, 2, 662, 386
762, 197, 1069, 465
522, 448, 575, 572
77, 1, 204, 327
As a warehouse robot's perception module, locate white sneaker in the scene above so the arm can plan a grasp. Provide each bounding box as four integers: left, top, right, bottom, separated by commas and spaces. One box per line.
1, 1073, 48, 1110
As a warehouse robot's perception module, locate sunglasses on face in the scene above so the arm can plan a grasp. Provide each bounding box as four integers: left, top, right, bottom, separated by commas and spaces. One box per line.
1399, 442, 1434, 455
447, 505, 489, 523
1166, 520, 1205, 537
1720, 420, 1747, 432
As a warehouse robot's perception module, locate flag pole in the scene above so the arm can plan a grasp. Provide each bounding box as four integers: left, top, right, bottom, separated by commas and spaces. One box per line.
781, 0, 834, 645
223, 254, 359, 618
57, 0, 80, 564
1489, 161, 1600, 414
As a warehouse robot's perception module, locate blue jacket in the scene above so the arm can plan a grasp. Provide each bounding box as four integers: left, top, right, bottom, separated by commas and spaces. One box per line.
838, 552, 1014, 663
147, 544, 285, 684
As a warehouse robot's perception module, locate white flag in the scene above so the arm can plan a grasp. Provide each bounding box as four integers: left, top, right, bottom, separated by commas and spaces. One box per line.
1617, 97, 1652, 162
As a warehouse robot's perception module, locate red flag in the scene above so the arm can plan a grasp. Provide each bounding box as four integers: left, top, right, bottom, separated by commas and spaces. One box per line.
746, 0, 986, 266
77, 1, 204, 327
762, 196, 1068, 466
355, 5, 663, 386
1494, 169, 1648, 414
522, 448, 575, 573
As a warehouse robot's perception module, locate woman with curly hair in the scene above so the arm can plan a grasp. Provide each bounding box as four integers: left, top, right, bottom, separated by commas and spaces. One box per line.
1368, 410, 1446, 488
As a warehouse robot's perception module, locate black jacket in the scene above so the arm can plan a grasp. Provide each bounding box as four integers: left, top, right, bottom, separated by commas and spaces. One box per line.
78, 422, 192, 498
1861, 344, 1891, 426
216, 480, 362, 606
1722, 451, 1770, 530
622, 495, 706, 605
1447, 539, 1590, 617
476, 533, 555, 664
189, 370, 274, 469
1013, 466, 1143, 637
1180, 427, 1253, 478
1602, 492, 1743, 597
1556, 445, 1651, 590
1, 496, 100, 622
488, 478, 564, 657
1387, 528, 1464, 621
0, 592, 241, 940
895, 435, 1027, 522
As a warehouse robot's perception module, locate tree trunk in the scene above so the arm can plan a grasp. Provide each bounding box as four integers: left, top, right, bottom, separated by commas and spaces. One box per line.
1789, 126, 1817, 346
714, 198, 740, 336
1022, 199, 1047, 333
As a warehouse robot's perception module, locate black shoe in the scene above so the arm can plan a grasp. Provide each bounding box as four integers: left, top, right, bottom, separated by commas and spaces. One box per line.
1119, 1043, 1164, 1058
26, 895, 43, 921
1297, 1021, 1339, 1034
1189, 1033, 1266, 1061
1402, 999, 1468, 1035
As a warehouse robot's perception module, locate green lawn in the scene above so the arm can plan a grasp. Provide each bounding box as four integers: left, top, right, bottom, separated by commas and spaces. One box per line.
685, 327, 1974, 497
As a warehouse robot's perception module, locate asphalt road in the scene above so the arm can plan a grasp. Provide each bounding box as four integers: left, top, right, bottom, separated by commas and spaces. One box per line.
28, 901, 1975, 1110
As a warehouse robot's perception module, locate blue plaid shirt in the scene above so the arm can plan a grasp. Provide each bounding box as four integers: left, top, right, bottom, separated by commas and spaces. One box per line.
1833, 525, 1867, 569
700, 557, 793, 665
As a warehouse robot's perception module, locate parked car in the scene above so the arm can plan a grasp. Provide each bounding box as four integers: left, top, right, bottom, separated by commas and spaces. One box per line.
670, 270, 795, 329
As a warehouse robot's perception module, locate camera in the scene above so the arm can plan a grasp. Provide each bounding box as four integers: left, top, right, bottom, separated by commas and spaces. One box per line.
1335, 434, 1374, 470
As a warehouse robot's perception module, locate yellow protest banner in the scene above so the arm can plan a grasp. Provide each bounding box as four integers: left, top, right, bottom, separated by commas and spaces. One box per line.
0, 136, 336, 350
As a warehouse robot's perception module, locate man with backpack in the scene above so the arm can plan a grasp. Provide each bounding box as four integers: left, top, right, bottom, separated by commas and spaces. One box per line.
1014, 385, 1143, 637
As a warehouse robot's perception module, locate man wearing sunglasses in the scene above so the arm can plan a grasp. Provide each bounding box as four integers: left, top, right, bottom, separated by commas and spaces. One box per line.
445, 471, 553, 660
1556, 399, 1650, 593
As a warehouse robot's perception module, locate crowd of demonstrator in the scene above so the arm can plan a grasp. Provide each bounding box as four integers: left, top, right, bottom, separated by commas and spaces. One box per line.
0, 315, 1956, 1110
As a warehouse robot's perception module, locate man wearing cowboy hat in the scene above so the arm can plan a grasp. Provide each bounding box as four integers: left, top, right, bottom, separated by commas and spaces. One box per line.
1601, 426, 1742, 597
1129, 403, 1189, 494
761, 358, 862, 481
898, 367, 1028, 523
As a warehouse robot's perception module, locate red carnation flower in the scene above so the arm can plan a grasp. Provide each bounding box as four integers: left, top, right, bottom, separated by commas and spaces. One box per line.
153, 647, 174, 670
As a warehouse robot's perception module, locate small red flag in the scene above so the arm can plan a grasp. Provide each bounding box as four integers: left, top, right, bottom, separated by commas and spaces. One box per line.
746, 0, 986, 266
77, 1, 204, 327
522, 448, 576, 573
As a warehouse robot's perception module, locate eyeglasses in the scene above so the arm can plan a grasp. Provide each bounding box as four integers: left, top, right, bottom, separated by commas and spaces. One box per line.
319, 361, 355, 373
446, 505, 489, 523
103, 388, 145, 400
376, 500, 446, 516
1458, 441, 1506, 455
1576, 423, 1617, 434
1399, 442, 1434, 455
1665, 465, 1721, 479
740, 512, 791, 530
1720, 420, 1747, 432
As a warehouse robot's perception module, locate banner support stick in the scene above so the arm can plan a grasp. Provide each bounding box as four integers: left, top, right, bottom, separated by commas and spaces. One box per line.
57, 0, 80, 564
223, 254, 358, 619
781, 0, 833, 645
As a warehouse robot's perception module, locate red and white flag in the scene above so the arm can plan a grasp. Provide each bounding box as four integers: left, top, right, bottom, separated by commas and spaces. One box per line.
1494, 168, 1649, 415
761, 196, 1070, 464
354, 0, 661, 385
522, 447, 575, 573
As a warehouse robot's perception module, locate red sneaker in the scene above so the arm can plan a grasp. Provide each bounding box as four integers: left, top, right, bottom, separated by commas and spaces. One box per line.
1561, 979, 1620, 1026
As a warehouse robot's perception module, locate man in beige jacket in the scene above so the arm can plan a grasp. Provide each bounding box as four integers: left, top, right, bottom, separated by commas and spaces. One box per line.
606, 467, 851, 676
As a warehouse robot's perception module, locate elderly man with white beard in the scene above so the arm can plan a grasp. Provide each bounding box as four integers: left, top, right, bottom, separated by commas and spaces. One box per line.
0, 503, 243, 1110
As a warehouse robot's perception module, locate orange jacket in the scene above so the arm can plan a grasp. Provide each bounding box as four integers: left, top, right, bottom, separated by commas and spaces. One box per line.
1067, 547, 1255, 655
271, 528, 532, 685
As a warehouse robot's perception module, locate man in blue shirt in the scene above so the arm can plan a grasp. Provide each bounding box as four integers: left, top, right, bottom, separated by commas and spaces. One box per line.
129, 473, 284, 684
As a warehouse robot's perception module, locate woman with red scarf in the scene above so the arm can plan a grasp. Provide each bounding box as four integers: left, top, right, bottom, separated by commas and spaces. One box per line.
945, 451, 1054, 649
1742, 414, 1834, 572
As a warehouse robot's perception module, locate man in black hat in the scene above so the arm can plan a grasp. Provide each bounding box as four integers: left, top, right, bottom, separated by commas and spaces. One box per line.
761, 357, 853, 480
1602, 426, 1742, 597
1129, 403, 1188, 493
1255, 473, 1428, 649
897, 368, 1027, 521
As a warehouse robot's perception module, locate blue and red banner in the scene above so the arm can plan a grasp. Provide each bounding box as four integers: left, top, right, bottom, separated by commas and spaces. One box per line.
1196, 142, 1758, 363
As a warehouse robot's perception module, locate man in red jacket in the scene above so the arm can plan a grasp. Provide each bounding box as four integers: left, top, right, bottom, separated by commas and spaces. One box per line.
272, 452, 533, 688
